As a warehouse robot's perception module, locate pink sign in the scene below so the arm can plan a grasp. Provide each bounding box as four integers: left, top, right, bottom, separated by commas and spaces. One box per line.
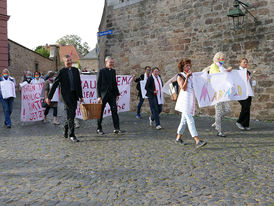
21, 83, 45, 122
76, 75, 133, 119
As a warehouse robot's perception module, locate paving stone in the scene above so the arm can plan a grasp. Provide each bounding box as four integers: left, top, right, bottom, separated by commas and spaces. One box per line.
0, 96, 273, 205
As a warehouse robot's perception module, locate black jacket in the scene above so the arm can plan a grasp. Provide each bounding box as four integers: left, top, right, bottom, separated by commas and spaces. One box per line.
48, 67, 83, 105
135, 74, 145, 96
97, 67, 120, 100
145, 75, 163, 98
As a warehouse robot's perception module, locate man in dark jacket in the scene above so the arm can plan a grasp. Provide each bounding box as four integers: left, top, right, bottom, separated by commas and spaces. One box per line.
97, 56, 121, 135
145, 67, 164, 130
46, 55, 83, 142
134, 66, 151, 119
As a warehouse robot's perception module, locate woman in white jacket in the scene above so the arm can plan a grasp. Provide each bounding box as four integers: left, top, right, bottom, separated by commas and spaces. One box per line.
175, 59, 207, 148
0, 68, 16, 128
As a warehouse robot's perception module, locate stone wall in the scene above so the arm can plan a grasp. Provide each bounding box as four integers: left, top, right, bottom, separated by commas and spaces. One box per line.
8, 40, 54, 87
99, 0, 274, 120
80, 59, 98, 72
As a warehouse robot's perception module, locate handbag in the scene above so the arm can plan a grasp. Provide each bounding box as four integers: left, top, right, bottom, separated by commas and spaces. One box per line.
41, 99, 48, 108
169, 81, 179, 101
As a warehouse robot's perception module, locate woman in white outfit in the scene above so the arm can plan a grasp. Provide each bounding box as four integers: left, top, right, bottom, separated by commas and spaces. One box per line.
175, 59, 207, 148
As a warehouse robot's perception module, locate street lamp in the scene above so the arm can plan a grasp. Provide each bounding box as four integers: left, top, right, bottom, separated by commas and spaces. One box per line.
227, 0, 258, 30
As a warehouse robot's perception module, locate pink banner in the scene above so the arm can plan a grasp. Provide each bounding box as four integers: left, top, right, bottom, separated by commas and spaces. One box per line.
76, 75, 133, 119
21, 83, 45, 122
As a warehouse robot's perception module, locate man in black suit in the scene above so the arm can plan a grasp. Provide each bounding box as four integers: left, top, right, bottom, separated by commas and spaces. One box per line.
46, 55, 83, 142
97, 56, 121, 134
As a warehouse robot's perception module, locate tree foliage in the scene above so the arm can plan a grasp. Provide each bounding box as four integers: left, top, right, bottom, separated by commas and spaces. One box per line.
35, 46, 50, 58
56, 34, 90, 56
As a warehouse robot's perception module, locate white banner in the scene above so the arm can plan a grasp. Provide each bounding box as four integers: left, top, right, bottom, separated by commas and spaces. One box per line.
76, 75, 133, 119
0, 80, 16, 99
192, 70, 253, 108
21, 83, 45, 122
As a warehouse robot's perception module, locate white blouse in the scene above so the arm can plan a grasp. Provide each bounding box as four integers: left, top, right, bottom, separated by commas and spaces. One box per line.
175, 72, 195, 115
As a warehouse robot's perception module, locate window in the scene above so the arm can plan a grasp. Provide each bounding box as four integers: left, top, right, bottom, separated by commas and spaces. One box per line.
35, 62, 39, 71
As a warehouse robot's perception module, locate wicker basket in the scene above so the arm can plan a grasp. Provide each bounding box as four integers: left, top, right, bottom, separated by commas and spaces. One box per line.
80, 103, 102, 120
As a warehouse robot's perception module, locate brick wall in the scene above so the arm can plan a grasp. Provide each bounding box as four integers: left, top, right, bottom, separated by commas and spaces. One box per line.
0, 0, 9, 72
8, 40, 54, 87
98, 0, 274, 120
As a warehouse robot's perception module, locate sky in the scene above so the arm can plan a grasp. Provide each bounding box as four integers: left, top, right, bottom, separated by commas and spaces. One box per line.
7, 0, 105, 51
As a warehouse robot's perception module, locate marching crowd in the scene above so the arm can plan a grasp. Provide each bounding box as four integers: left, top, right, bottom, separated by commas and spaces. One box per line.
0, 52, 255, 147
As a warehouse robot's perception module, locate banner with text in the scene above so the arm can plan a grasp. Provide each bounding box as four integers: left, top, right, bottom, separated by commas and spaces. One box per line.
76, 75, 133, 119
192, 70, 253, 108
21, 83, 45, 122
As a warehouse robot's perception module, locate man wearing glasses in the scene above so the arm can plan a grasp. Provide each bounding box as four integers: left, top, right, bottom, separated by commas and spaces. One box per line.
134, 66, 151, 119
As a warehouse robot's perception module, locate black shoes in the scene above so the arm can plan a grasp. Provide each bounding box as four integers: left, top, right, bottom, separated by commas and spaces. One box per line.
96, 129, 105, 135
175, 139, 185, 144
196, 140, 207, 149
63, 132, 68, 138
70, 136, 79, 142
113, 129, 123, 134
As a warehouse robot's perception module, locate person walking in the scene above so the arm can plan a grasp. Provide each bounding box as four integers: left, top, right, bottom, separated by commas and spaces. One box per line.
145, 67, 164, 130
96, 56, 122, 135
31, 71, 44, 84
45, 55, 83, 142
209, 52, 232, 137
175, 59, 207, 148
134, 66, 151, 119
236, 58, 255, 131
0, 69, 16, 128
43, 72, 60, 125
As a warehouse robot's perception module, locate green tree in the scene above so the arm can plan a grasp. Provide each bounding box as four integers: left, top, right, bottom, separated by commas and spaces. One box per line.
35, 46, 50, 58
56, 34, 90, 56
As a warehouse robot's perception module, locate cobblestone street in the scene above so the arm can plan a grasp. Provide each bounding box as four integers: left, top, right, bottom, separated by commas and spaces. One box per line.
0, 97, 273, 206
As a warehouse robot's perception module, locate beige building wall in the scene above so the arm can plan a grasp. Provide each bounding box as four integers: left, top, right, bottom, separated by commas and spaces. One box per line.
8, 40, 54, 87
80, 59, 98, 72
98, 0, 274, 120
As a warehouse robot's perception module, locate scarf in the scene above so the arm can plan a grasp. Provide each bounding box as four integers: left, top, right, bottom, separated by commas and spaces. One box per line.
152, 74, 164, 105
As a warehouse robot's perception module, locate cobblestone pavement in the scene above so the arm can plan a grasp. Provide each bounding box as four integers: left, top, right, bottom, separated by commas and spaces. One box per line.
0, 97, 273, 206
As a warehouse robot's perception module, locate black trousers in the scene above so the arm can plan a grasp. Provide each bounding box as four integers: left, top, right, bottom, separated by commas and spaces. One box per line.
237, 96, 252, 127
64, 92, 77, 137
97, 95, 119, 130
44, 106, 57, 117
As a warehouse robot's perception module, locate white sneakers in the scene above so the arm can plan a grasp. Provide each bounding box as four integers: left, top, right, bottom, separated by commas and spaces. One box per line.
149, 117, 162, 130
236, 122, 245, 130
149, 117, 153, 127
156, 125, 162, 130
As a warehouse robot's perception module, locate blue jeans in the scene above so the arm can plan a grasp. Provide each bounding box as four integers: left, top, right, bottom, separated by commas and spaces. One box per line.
148, 96, 162, 126
0, 97, 14, 126
136, 97, 144, 115
177, 113, 198, 137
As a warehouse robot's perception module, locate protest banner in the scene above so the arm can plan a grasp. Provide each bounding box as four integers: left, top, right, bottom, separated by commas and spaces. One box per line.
76, 75, 133, 119
0, 80, 16, 99
21, 83, 45, 121
192, 70, 253, 108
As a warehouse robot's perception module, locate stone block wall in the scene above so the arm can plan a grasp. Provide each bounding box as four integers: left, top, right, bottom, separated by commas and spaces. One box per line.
99, 0, 274, 120
80, 59, 98, 72
8, 40, 54, 87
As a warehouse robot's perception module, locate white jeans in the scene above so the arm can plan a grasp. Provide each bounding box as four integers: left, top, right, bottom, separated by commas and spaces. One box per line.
177, 113, 198, 137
